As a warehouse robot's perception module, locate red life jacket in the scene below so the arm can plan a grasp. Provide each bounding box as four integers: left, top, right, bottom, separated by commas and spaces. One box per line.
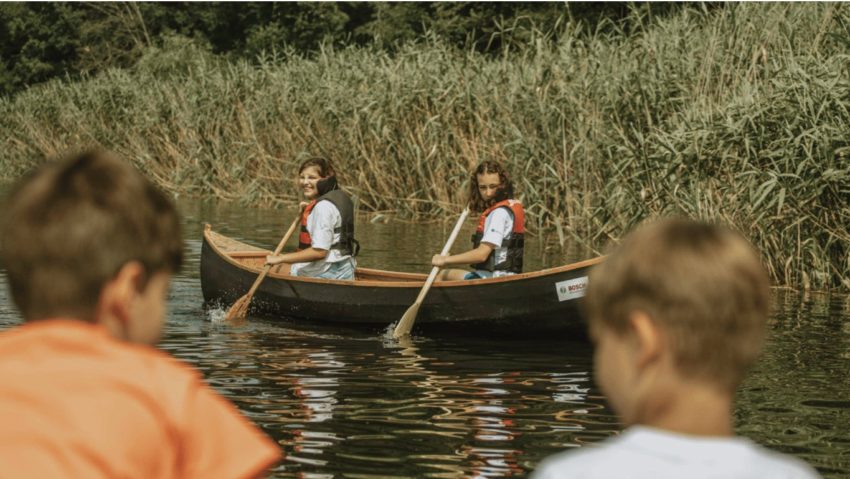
297, 200, 318, 250
470, 199, 525, 273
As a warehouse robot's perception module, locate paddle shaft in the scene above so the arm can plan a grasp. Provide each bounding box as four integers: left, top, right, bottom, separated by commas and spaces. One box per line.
414, 228, 465, 303
417, 206, 470, 300
393, 206, 470, 338
244, 211, 302, 299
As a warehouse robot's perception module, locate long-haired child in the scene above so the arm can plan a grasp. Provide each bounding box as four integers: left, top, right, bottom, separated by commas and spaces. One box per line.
432, 160, 525, 281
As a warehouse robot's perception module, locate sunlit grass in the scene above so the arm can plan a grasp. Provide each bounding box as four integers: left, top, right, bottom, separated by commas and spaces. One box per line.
1, 3, 848, 289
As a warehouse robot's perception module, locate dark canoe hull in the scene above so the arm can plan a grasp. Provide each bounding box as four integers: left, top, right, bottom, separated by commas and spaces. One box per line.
200, 225, 603, 337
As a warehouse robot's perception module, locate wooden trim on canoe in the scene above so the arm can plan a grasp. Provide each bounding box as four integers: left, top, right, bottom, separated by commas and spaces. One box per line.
228, 251, 271, 258
203, 223, 604, 288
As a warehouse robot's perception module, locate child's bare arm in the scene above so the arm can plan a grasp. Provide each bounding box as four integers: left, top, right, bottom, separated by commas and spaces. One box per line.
432, 243, 494, 267
266, 247, 328, 265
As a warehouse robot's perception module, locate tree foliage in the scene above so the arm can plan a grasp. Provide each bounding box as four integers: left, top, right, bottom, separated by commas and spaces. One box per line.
0, 1, 689, 97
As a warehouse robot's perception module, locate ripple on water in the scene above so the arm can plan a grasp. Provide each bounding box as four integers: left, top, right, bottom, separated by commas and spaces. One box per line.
0, 206, 848, 478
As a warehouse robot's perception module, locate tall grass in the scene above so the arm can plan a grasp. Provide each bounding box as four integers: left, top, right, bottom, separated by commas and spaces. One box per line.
1, 3, 848, 289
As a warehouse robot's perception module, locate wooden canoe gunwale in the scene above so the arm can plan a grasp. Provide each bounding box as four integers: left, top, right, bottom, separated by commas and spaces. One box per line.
203, 223, 604, 288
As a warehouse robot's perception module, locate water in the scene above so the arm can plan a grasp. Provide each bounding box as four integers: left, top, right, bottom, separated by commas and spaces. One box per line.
0, 197, 848, 478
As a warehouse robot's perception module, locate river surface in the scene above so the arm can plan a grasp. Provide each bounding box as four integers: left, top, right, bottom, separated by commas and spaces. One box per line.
0, 197, 848, 478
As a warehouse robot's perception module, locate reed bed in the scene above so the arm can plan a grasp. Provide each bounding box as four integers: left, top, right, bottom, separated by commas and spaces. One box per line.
1, 3, 848, 289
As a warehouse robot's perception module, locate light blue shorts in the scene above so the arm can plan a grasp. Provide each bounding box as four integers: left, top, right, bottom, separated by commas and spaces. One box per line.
294, 258, 356, 280
463, 270, 518, 280
464, 270, 494, 280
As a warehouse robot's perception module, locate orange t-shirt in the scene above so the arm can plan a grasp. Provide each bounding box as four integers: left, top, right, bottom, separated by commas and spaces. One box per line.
0, 319, 282, 478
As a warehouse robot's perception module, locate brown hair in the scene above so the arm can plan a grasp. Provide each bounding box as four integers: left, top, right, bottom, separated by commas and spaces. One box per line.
0, 150, 183, 322
583, 217, 770, 391
298, 157, 336, 178
467, 161, 515, 212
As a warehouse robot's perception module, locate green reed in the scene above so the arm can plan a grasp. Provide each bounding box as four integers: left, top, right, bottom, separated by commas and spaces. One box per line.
1, 3, 848, 289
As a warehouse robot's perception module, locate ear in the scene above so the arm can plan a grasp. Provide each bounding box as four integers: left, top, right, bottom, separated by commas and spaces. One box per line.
99, 261, 145, 327
629, 311, 662, 371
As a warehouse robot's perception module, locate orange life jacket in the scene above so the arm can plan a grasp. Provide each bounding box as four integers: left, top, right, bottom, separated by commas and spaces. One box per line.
470, 199, 525, 273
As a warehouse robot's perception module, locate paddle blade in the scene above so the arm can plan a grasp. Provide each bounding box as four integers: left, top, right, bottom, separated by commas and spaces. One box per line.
224, 294, 251, 324
393, 301, 421, 339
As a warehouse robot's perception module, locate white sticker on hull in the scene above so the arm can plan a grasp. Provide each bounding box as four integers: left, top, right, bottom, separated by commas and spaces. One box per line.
555, 276, 588, 302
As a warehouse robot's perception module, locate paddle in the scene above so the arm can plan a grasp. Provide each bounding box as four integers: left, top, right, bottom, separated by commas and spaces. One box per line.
225, 207, 303, 324
393, 206, 471, 338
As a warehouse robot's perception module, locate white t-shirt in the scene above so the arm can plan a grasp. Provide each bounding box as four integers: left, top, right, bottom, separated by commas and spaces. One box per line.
290, 201, 354, 277
476, 207, 516, 278
532, 426, 820, 479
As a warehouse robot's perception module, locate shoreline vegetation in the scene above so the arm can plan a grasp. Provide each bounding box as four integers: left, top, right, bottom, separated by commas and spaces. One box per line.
1, 3, 848, 290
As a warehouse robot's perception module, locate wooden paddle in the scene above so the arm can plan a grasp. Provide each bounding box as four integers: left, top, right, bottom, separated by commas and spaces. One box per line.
225, 208, 303, 324
393, 206, 470, 338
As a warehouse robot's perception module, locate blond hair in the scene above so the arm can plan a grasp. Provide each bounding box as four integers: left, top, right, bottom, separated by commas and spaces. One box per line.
584, 218, 770, 391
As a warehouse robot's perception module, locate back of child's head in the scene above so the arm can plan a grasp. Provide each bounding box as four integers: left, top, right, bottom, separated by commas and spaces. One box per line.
583, 217, 770, 392
0, 150, 183, 322
468, 160, 514, 211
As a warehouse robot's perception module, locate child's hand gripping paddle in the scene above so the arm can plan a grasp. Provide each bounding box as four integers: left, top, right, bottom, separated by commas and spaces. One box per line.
393, 206, 470, 338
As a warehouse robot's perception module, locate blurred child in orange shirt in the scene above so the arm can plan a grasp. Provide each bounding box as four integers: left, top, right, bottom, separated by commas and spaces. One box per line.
0, 151, 282, 478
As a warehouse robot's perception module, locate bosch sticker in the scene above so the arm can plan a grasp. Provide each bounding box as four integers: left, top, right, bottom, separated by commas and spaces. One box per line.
555, 276, 588, 302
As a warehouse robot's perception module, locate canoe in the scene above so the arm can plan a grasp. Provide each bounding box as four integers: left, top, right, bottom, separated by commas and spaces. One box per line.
201, 224, 603, 337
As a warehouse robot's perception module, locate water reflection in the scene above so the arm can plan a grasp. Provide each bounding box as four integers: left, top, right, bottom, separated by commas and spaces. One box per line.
394, 340, 528, 477
736, 290, 850, 478
359, 338, 607, 477
0, 194, 847, 477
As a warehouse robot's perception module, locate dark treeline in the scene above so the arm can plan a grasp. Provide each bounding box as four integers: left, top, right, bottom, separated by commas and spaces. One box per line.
0, 1, 695, 97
